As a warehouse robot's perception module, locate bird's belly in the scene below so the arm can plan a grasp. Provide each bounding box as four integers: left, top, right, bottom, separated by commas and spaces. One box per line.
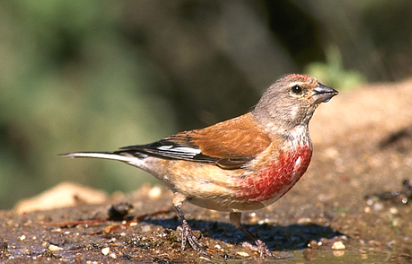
233, 145, 312, 208
184, 145, 312, 212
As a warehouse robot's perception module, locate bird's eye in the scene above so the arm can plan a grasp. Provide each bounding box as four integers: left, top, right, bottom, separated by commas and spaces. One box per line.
291, 85, 302, 94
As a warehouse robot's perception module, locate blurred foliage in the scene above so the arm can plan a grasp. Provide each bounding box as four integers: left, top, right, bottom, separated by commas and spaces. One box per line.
305, 46, 366, 90
0, 0, 177, 208
1, 0, 411, 209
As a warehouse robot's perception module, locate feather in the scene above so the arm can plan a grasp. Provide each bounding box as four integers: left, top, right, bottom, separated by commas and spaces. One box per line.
118, 113, 271, 169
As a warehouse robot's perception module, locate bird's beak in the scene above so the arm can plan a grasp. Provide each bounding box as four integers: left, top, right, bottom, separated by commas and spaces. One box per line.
313, 83, 338, 104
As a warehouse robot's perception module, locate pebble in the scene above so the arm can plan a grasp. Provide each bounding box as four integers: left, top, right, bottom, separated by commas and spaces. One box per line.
236, 251, 250, 257
297, 217, 312, 224
148, 186, 162, 199
366, 198, 375, 206
141, 225, 151, 232
331, 241, 346, 250
257, 218, 271, 225
48, 244, 64, 251
324, 147, 339, 159
389, 207, 399, 215
101, 247, 110, 255
373, 202, 384, 211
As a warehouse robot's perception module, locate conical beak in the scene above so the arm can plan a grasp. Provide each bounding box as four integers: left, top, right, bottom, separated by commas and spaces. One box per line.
313, 83, 338, 104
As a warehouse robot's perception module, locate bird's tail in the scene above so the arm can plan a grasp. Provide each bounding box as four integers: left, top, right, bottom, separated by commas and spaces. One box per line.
60, 150, 147, 167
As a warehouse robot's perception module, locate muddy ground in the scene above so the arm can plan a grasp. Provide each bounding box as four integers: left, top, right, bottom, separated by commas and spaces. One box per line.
1, 79, 412, 263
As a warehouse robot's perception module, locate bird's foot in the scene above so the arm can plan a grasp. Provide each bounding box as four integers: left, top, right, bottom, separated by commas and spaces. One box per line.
177, 220, 210, 257
242, 240, 282, 258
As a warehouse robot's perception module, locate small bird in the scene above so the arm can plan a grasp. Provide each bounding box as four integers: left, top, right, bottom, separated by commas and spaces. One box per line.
62, 74, 338, 257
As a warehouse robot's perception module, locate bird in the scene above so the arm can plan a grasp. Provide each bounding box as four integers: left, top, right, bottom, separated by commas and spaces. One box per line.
62, 74, 338, 257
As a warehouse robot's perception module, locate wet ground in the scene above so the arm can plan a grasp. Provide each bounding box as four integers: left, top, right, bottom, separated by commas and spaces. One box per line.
1, 79, 412, 263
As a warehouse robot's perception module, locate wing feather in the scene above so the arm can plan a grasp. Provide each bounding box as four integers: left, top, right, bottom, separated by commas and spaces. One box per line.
119, 113, 271, 169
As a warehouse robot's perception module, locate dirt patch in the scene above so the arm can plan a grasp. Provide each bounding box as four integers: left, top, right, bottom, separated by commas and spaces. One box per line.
1, 79, 412, 263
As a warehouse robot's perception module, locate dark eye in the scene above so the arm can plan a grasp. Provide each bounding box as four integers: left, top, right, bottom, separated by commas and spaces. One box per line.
291, 85, 302, 94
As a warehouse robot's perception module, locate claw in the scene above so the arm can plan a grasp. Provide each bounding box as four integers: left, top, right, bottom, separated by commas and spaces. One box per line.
178, 220, 209, 256
173, 193, 210, 257
230, 212, 285, 258
242, 240, 282, 258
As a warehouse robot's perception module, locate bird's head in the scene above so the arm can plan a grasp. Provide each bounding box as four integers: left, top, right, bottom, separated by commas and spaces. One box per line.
252, 74, 338, 133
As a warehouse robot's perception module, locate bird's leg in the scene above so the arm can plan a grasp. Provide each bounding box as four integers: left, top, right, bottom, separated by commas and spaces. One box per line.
173, 192, 209, 256
229, 212, 280, 258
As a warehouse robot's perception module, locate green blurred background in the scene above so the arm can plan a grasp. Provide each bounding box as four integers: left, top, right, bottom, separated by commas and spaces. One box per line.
1, 0, 411, 209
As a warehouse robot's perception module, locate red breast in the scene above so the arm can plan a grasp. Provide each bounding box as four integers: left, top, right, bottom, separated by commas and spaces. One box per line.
235, 145, 312, 204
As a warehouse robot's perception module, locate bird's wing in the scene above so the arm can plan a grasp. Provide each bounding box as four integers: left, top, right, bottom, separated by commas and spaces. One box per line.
119, 113, 271, 169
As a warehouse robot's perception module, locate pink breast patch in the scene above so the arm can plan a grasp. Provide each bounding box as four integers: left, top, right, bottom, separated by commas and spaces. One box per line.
236, 146, 312, 203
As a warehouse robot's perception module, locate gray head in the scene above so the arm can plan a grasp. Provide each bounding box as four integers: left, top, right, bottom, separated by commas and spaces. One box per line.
252, 74, 338, 134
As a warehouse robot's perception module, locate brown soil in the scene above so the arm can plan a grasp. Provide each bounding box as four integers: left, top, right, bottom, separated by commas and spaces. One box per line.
1, 79, 412, 263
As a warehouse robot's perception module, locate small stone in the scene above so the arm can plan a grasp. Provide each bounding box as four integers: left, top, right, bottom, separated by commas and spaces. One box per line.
148, 186, 162, 199
297, 217, 312, 225
331, 241, 346, 250
373, 202, 384, 211
236, 251, 250, 257
108, 203, 133, 220
19, 235, 26, 241
392, 218, 400, 227
245, 212, 258, 224
324, 147, 339, 159
307, 240, 318, 249
101, 247, 110, 255
366, 199, 374, 206
389, 207, 399, 215
257, 218, 271, 225
48, 244, 63, 251
141, 225, 151, 232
